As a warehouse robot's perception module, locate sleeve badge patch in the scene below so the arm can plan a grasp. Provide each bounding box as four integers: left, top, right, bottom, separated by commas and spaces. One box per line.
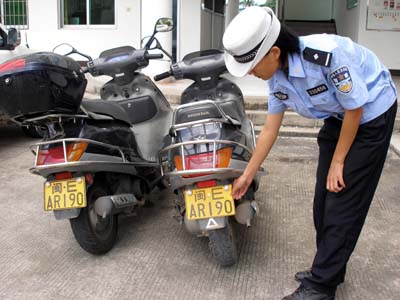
274, 92, 288, 101
329, 66, 353, 94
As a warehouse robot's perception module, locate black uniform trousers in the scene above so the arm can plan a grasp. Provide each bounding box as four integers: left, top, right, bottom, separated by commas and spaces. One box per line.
301, 100, 398, 296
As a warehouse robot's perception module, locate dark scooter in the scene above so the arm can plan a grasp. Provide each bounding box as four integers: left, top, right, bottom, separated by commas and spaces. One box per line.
0, 18, 174, 254
156, 50, 264, 266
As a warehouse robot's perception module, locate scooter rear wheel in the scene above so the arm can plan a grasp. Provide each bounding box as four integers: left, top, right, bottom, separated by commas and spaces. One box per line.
208, 220, 238, 266
70, 181, 118, 254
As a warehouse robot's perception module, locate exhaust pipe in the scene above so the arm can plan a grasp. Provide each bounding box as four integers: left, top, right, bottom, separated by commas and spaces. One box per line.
235, 200, 258, 227
94, 193, 142, 218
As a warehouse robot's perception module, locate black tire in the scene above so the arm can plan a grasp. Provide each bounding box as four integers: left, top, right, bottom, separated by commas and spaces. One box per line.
208, 221, 238, 266
69, 182, 118, 255
21, 125, 45, 138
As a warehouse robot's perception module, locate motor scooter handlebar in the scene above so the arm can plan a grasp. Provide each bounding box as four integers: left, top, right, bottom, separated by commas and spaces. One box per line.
154, 71, 172, 81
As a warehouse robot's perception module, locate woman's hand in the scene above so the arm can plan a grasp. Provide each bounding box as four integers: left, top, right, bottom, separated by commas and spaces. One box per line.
230, 112, 284, 200
327, 160, 346, 193
231, 174, 253, 200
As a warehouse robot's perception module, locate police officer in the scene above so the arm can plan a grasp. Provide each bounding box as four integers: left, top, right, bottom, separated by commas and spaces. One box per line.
223, 6, 398, 300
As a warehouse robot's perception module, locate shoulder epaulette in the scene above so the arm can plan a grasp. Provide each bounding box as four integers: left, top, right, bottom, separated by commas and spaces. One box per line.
303, 47, 332, 67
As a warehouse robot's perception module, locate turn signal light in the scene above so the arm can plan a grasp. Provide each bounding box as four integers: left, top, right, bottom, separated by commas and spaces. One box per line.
37, 142, 88, 166
174, 147, 232, 171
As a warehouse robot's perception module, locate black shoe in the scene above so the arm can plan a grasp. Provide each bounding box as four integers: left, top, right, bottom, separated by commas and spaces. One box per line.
282, 285, 334, 300
295, 269, 312, 282
295, 269, 344, 284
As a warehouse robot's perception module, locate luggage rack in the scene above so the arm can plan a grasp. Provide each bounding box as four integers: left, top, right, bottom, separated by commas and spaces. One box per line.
29, 138, 158, 177
12, 113, 90, 125
160, 138, 252, 173
159, 138, 264, 189
171, 100, 256, 147
171, 100, 241, 133
30, 138, 127, 166
160, 105, 260, 188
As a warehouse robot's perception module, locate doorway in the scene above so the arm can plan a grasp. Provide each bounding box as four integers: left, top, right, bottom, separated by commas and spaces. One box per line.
280, 0, 337, 35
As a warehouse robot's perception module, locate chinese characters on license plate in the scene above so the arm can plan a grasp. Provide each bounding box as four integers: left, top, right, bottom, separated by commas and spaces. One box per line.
184, 185, 235, 220
44, 177, 86, 211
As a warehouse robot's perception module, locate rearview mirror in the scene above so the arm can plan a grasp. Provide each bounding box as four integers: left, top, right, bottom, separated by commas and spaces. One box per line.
7, 28, 21, 48
53, 43, 75, 56
155, 18, 173, 33
52, 43, 93, 61
141, 36, 158, 50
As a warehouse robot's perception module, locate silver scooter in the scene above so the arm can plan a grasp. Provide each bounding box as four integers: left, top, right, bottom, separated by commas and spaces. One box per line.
156, 50, 264, 266
2, 18, 174, 254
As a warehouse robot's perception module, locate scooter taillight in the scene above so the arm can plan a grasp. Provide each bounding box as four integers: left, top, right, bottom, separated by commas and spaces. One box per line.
55, 172, 73, 180
0, 59, 26, 73
174, 147, 232, 172
197, 180, 217, 188
37, 142, 88, 166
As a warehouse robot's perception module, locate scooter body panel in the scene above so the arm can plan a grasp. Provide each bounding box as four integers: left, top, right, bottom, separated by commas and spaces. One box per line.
101, 73, 173, 162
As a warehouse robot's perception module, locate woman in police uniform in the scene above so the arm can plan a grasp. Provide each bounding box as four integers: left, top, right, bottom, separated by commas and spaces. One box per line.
223, 6, 398, 300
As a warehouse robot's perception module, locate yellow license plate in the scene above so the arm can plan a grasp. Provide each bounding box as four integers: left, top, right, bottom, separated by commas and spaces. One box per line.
185, 185, 235, 220
44, 177, 87, 211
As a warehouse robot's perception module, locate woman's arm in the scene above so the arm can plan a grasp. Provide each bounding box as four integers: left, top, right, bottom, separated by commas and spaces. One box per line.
231, 112, 284, 199
327, 107, 363, 193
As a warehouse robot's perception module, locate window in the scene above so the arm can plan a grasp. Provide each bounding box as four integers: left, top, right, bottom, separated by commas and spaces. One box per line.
203, 0, 225, 15
62, 0, 115, 26
0, 0, 28, 29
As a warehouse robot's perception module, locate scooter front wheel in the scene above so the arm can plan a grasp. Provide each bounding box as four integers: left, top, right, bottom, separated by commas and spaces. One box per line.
208, 220, 238, 266
70, 181, 118, 254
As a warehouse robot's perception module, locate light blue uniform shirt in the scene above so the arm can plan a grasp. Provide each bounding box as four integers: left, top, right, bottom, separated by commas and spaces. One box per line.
268, 34, 397, 124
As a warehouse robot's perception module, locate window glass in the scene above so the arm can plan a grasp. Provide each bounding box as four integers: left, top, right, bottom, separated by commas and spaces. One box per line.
214, 0, 225, 14
63, 0, 115, 26
204, 0, 213, 11
64, 0, 87, 25
1, 0, 28, 29
203, 0, 225, 14
90, 0, 114, 24
0, 35, 3, 47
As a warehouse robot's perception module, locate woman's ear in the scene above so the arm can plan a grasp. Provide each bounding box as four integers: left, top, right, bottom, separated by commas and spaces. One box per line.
269, 46, 281, 61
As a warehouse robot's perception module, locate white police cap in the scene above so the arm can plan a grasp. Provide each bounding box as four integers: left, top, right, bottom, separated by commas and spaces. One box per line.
223, 6, 281, 77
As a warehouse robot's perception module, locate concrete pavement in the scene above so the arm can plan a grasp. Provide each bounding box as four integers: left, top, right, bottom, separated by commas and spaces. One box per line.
0, 124, 400, 300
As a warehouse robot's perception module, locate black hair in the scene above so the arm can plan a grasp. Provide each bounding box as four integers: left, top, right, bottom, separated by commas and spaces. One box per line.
273, 24, 300, 66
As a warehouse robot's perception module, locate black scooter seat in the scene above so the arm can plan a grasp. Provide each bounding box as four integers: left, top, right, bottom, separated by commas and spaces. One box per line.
81, 99, 131, 125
